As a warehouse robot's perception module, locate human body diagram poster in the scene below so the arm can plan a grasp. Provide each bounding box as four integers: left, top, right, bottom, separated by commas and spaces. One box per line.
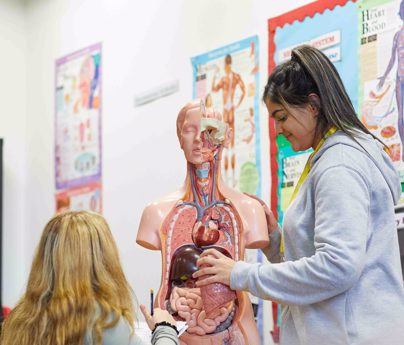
191, 36, 261, 196
55, 43, 102, 213
359, 0, 404, 179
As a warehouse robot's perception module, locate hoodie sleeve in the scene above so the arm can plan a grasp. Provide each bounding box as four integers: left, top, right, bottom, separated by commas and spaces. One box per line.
230, 165, 370, 305
261, 225, 282, 263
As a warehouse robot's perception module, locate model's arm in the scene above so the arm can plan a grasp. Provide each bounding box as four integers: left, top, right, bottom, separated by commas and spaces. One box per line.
231, 166, 369, 305
241, 196, 270, 249
235, 74, 246, 108
136, 204, 162, 250
243, 193, 281, 262
379, 31, 399, 87
211, 74, 223, 93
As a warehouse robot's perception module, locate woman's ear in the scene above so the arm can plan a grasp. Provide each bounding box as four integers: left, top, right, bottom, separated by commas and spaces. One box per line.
308, 93, 321, 116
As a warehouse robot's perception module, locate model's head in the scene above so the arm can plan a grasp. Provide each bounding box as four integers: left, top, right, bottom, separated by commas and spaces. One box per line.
176, 100, 231, 164
224, 54, 232, 73
400, 0, 404, 20
1, 211, 134, 345
263, 45, 373, 151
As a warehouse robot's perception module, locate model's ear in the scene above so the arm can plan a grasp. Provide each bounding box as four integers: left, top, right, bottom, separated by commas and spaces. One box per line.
223, 126, 233, 148
308, 93, 321, 117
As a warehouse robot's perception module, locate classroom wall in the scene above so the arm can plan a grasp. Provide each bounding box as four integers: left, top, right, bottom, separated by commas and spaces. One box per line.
1, 0, 314, 341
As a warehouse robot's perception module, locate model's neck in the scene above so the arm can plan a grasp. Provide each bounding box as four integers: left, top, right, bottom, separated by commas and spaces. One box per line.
188, 155, 223, 206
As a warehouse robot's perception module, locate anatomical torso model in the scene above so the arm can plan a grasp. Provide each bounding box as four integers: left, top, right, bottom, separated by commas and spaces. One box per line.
137, 100, 269, 344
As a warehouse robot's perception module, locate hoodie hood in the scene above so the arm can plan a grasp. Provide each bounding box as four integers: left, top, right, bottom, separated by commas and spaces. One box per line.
312, 130, 401, 204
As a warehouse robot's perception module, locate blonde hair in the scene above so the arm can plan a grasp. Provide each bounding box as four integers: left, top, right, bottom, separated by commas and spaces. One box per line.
1, 211, 134, 345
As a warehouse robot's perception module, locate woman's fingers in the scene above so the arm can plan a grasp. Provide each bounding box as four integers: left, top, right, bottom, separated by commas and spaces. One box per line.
196, 256, 216, 268
195, 274, 220, 287
193, 266, 215, 278
199, 248, 223, 259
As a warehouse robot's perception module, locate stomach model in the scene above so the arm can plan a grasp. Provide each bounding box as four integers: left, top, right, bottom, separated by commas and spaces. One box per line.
156, 199, 247, 341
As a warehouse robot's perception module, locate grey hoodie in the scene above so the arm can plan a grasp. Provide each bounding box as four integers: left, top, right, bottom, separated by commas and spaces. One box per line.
231, 131, 404, 345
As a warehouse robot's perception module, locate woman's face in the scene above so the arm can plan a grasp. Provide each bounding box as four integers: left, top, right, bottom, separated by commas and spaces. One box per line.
265, 98, 319, 152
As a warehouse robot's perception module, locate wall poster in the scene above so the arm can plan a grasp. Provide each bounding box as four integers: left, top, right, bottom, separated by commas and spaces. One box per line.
191, 36, 261, 195
55, 43, 102, 212
359, 0, 404, 180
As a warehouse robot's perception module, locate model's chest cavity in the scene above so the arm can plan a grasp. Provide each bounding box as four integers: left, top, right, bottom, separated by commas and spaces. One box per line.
162, 203, 241, 260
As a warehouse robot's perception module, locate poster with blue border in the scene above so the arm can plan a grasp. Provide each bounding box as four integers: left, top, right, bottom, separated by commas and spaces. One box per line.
191, 36, 261, 196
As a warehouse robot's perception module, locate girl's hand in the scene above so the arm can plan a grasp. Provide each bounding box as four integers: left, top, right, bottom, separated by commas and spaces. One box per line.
140, 305, 176, 330
193, 248, 236, 287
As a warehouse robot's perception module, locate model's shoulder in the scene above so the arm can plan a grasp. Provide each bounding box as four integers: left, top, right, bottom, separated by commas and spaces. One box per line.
223, 188, 262, 212
144, 190, 184, 212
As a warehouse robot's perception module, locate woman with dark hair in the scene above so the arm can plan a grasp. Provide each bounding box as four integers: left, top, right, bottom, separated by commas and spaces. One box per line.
194, 45, 404, 344
0, 211, 179, 345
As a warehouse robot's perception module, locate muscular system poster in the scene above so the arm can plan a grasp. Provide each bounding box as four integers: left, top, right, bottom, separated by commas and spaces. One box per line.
191, 36, 261, 196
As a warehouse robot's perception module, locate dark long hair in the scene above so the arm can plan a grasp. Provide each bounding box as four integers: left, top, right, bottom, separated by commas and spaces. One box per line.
263, 45, 384, 145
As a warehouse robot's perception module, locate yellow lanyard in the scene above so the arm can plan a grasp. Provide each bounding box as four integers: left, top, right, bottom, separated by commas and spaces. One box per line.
280, 126, 337, 255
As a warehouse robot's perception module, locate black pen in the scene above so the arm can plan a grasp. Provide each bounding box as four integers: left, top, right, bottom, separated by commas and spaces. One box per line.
150, 288, 154, 316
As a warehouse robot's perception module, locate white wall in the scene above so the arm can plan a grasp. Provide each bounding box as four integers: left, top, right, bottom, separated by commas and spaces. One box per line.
2, 0, 314, 342
0, 0, 27, 307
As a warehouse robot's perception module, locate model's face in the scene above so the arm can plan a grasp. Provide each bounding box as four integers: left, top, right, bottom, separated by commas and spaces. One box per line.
180, 108, 217, 164
224, 63, 231, 74
265, 99, 319, 152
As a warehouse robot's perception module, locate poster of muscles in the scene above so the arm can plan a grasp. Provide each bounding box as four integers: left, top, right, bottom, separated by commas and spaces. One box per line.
55, 43, 102, 190
359, 0, 404, 179
191, 36, 261, 195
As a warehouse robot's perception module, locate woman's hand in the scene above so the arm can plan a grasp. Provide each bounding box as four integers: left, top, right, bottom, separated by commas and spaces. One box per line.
140, 305, 176, 331
192, 248, 236, 287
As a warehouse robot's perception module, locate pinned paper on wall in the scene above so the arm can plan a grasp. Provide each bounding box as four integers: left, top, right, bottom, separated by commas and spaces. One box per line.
54, 43, 102, 212
191, 36, 261, 196
358, 0, 404, 180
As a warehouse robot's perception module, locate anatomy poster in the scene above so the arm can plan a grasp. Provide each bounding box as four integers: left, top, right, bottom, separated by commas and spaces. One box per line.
56, 181, 102, 213
55, 43, 102, 212
268, 0, 358, 219
55, 43, 102, 190
359, 0, 404, 179
191, 36, 261, 195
